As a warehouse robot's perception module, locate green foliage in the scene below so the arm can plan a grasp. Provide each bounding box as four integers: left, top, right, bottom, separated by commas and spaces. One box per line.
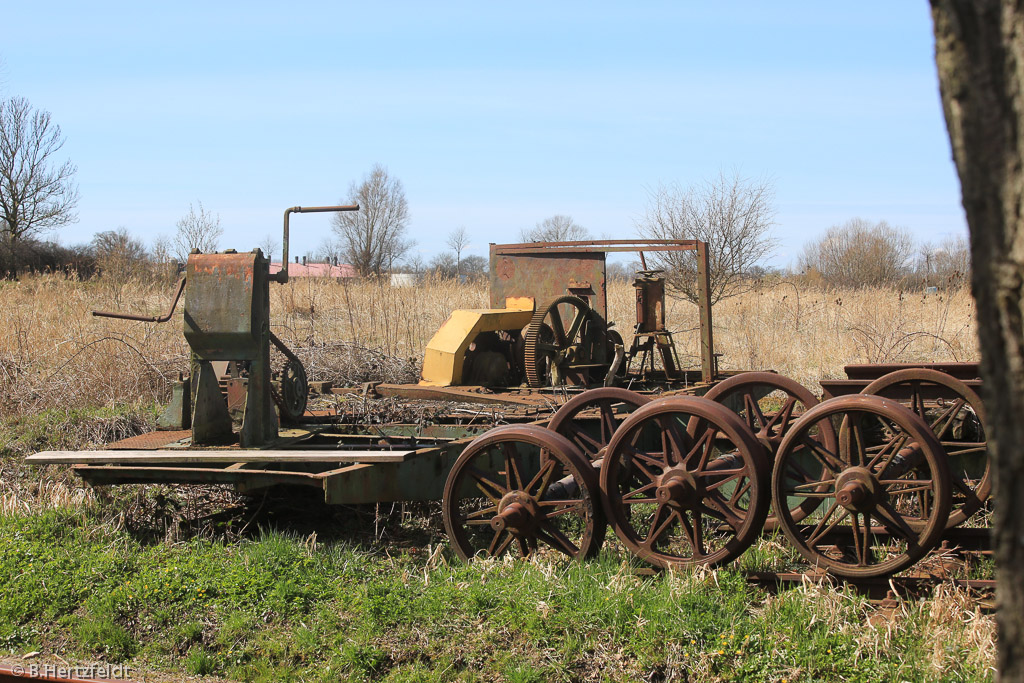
0, 403, 158, 459
0, 510, 994, 682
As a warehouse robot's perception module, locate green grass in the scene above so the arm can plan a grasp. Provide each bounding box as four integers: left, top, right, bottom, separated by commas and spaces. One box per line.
0, 507, 995, 683
0, 403, 159, 459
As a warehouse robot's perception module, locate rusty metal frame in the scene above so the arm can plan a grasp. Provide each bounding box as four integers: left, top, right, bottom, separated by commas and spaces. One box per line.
489, 239, 716, 382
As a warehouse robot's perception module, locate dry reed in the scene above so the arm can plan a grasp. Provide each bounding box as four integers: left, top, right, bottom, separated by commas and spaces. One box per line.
0, 273, 977, 419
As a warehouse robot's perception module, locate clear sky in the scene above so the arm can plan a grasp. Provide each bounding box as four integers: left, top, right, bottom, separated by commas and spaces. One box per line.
1, 1, 963, 268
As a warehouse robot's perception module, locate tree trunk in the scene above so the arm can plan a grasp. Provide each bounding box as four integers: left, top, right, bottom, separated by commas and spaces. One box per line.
932, 1, 1024, 678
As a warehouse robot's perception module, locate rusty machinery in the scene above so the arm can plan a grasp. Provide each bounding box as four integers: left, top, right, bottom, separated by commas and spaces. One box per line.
29, 353, 990, 580
37, 221, 992, 581
93, 204, 359, 447
420, 239, 716, 390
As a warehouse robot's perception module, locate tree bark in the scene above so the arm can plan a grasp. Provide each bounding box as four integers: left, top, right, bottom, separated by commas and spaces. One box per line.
932, 1, 1024, 678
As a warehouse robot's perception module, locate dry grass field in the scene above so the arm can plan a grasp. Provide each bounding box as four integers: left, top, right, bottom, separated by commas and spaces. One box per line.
0, 272, 978, 418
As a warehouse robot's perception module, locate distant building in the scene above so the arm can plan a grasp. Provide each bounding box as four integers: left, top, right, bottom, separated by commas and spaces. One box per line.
390, 273, 417, 287
270, 259, 356, 279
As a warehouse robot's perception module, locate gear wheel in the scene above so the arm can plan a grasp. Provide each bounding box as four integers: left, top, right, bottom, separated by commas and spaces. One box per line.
523, 295, 603, 388
272, 357, 308, 423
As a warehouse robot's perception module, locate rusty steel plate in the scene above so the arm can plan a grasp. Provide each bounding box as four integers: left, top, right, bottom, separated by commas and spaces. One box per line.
105, 430, 191, 450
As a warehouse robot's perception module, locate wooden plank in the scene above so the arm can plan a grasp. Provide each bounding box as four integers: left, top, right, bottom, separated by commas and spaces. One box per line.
27, 449, 417, 465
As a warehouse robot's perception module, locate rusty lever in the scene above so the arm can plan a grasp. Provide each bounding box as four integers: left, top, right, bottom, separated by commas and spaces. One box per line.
278, 204, 360, 284
92, 276, 186, 323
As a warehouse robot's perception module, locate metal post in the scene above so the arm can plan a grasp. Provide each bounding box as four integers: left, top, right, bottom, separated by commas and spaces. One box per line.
696, 241, 715, 382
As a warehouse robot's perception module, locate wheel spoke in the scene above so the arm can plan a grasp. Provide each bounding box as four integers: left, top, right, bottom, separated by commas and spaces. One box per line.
684, 426, 716, 470
622, 481, 657, 499
501, 442, 526, 491
743, 392, 767, 431
867, 431, 909, 471
467, 466, 507, 503
678, 510, 705, 558
790, 478, 836, 492
848, 413, 867, 467
804, 500, 845, 546
800, 436, 844, 474
549, 311, 568, 345
850, 512, 872, 566
729, 477, 752, 506
700, 496, 744, 532
527, 459, 558, 499
464, 505, 499, 523
765, 397, 799, 437
643, 504, 673, 545
543, 503, 586, 519
488, 529, 514, 557
566, 309, 587, 344
630, 454, 664, 483
566, 425, 604, 454
930, 399, 965, 438
536, 521, 580, 556
702, 470, 745, 493
875, 499, 918, 541
600, 403, 618, 443
911, 382, 926, 420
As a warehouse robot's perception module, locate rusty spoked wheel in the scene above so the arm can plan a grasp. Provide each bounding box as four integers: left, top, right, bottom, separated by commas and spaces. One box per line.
443, 424, 605, 562
523, 296, 604, 387
772, 395, 952, 578
861, 368, 989, 528
701, 372, 836, 530
548, 387, 651, 462
600, 396, 770, 569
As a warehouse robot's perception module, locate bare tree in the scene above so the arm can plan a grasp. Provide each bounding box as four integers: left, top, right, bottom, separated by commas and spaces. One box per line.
173, 201, 222, 262
331, 164, 412, 276
932, 2, 1024, 676
799, 218, 915, 288
0, 97, 79, 278
150, 233, 177, 284
520, 215, 590, 242
428, 251, 457, 277
315, 237, 344, 266
446, 226, 470, 276
460, 254, 488, 279
92, 228, 147, 302
637, 172, 777, 304
259, 233, 280, 262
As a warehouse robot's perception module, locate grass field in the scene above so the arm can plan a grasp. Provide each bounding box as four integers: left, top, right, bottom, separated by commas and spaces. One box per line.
0, 274, 991, 682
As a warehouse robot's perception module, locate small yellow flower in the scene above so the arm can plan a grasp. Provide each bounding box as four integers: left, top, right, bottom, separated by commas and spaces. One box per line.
717, 650, 724, 655
690, 640, 696, 645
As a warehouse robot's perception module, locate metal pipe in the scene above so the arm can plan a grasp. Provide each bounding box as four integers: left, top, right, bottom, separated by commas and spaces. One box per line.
92, 276, 186, 322
279, 205, 359, 283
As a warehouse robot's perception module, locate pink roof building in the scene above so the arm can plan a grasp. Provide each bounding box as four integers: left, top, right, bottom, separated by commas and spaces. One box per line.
270, 262, 357, 279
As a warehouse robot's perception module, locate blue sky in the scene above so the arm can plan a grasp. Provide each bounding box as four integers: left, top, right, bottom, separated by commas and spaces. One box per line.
2, 1, 962, 268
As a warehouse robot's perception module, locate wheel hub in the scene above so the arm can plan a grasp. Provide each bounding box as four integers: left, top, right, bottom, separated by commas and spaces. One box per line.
835, 466, 881, 512
655, 470, 701, 509
491, 491, 542, 534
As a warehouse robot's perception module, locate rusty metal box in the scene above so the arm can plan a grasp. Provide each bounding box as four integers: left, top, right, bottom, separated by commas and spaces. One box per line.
184, 252, 269, 360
